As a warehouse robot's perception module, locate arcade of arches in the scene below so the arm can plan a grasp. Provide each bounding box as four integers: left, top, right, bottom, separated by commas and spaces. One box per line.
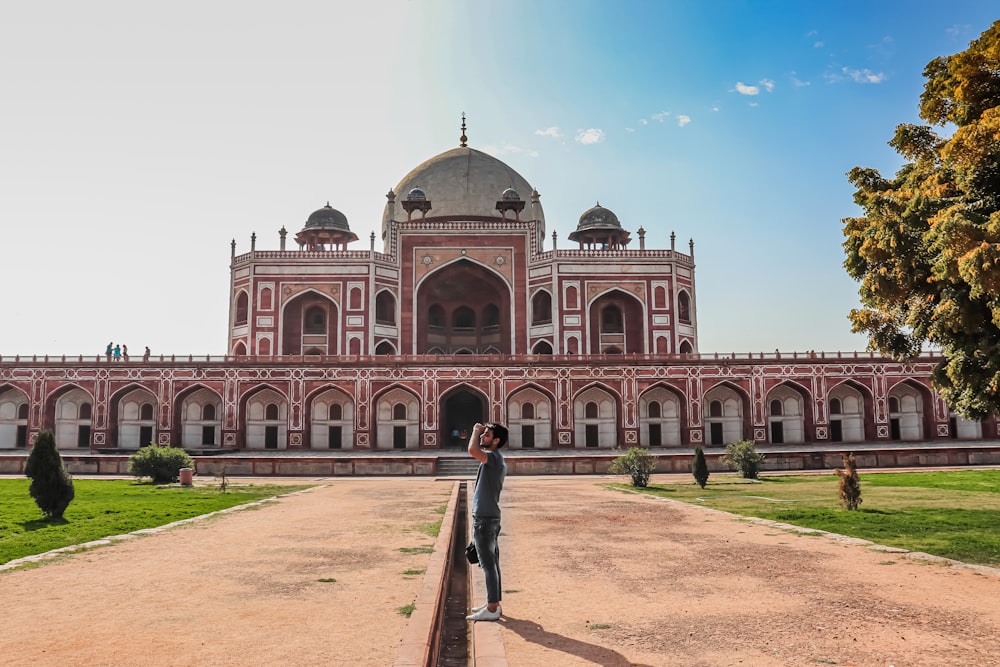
0, 372, 989, 451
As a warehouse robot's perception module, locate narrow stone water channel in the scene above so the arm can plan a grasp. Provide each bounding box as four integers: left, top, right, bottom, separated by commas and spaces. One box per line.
437, 482, 471, 666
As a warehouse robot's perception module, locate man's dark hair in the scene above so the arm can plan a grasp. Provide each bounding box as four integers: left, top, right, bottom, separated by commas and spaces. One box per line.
485, 423, 509, 448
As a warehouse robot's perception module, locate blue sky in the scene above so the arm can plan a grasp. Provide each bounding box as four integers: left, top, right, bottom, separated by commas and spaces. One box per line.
1, 1, 996, 356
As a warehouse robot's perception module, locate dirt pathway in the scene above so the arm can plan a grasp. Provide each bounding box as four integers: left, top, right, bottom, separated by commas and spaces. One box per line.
494, 477, 1000, 666
0, 480, 453, 667
2, 476, 999, 666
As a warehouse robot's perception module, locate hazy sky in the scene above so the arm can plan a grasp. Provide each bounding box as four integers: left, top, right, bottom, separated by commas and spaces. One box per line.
2, 1, 996, 356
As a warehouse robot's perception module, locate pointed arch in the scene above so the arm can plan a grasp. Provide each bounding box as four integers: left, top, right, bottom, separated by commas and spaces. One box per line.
45, 384, 94, 449
887, 379, 934, 441
280, 288, 340, 356
703, 381, 751, 446
828, 380, 874, 442
638, 383, 685, 447
239, 384, 289, 450
306, 386, 355, 449
653, 285, 667, 310
415, 258, 513, 354
174, 384, 224, 448
573, 382, 621, 448
765, 381, 811, 444
235, 290, 249, 326
532, 340, 553, 355
110, 384, 159, 448
587, 288, 646, 354
509, 383, 556, 449
0, 385, 30, 449
373, 385, 421, 450
677, 290, 691, 324
440, 383, 489, 448
375, 289, 397, 325
531, 289, 552, 325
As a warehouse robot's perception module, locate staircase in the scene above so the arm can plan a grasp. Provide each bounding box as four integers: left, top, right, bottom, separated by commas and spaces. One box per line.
436, 456, 479, 477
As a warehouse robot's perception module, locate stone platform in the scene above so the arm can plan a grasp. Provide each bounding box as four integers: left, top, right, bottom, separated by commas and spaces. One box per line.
2, 440, 1000, 477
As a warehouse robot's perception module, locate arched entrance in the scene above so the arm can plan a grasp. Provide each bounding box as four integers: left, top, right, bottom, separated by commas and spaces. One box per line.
441, 388, 486, 448
416, 259, 511, 354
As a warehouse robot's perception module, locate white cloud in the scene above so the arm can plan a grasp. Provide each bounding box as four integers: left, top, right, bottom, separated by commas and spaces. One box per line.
677, 115, 691, 127
790, 72, 810, 87
842, 67, 885, 84
625, 127, 635, 133
534, 126, 562, 139
814, 41, 824, 48
760, 78, 775, 92
735, 81, 759, 95
749, 102, 759, 108
575, 128, 606, 145
639, 118, 649, 125
651, 111, 670, 123
712, 106, 720, 112
946, 24, 969, 40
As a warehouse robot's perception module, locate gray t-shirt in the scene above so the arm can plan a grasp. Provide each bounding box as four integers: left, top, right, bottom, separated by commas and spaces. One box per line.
472, 449, 506, 518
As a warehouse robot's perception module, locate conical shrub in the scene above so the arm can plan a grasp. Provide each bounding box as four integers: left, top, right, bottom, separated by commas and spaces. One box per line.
24, 429, 75, 521
692, 446, 709, 488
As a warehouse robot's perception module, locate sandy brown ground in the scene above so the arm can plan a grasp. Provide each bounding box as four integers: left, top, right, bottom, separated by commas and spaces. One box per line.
0, 479, 454, 667
493, 477, 1000, 667
2, 475, 999, 666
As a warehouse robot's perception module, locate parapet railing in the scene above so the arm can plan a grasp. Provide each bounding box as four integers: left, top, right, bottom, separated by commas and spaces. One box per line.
0, 350, 942, 365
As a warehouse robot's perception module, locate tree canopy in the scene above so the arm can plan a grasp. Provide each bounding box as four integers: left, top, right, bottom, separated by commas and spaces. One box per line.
843, 20, 1000, 418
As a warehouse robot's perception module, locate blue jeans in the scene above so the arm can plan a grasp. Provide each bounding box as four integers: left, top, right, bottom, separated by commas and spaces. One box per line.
473, 515, 502, 604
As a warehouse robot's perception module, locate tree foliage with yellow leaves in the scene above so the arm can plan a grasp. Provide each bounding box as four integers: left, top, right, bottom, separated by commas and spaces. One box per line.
843, 20, 1000, 418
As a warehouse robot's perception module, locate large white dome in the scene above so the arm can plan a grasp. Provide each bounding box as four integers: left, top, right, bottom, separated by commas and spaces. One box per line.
382, 147, 543, 237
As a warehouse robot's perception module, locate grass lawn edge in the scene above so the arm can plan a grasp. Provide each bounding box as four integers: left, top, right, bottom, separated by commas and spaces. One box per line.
0, 484, 320, 573
607, 481, 1000, 580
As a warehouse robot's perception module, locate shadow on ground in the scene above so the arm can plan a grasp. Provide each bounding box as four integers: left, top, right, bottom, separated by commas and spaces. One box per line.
500, 615, 655, 667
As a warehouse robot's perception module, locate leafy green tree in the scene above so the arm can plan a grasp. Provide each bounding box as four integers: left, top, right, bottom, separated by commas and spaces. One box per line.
24, 429, 75, 521
692, 447, 709, 488
843, 20, 1000, 418
608, 447, 657, 488
720, 440, 764, 479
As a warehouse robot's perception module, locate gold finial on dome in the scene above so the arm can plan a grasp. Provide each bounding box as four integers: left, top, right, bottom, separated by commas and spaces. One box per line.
460, 112, 468, 147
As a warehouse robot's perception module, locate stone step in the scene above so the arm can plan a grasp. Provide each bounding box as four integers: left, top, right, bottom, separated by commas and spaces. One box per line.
436, 457, 479, 476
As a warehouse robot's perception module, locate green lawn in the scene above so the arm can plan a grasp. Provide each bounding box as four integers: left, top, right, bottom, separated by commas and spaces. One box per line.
0, 479, 307, 565
611, 469, 1000, 567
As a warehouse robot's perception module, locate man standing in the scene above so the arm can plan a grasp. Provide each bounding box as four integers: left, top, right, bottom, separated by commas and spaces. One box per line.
466, 421, 508, 622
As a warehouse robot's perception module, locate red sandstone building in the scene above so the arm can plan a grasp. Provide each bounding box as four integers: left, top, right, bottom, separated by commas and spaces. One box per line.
0, 129, 995, 455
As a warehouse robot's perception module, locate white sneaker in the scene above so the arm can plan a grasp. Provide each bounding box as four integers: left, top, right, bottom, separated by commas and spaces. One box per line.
466, 606, 501, 621
470, 602, 501, 614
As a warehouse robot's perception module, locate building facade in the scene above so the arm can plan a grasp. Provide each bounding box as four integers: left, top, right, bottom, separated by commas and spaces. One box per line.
1, 132, 995, 452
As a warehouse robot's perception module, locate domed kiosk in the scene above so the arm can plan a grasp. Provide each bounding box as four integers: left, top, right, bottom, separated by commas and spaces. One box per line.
568, 202, 631, 249
295, 203, 358, 251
